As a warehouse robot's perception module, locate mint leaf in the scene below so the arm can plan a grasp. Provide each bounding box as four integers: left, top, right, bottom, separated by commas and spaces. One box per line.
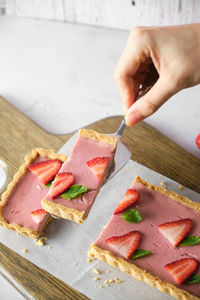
121, 209, 142, 223
186, 274, 200, 284
130, 249, 152, 259
61, 185, 88, 199
45, 182, 52, 188
178, 236, 200, 247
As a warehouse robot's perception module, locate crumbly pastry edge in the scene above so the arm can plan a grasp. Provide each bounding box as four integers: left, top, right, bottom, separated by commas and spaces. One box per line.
88, 244, 199, 300
88, 175, 200, 300
0, 148, 67, 239
41, 129, 117, 223
79, 128, 117, 146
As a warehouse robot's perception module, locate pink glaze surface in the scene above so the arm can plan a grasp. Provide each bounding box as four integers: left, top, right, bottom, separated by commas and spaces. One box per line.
2, 157, 50, 232
95, 182, 200, 297
47, 135, 116, 214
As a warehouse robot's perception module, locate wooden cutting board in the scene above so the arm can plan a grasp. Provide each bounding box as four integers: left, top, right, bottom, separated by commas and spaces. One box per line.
0, 96, 199, 300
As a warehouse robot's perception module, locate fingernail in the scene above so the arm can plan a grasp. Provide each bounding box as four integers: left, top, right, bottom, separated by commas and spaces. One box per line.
125, 111, 142, 126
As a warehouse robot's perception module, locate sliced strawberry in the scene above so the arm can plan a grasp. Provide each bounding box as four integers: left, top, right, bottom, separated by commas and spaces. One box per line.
86, 157, 110, 182
28, 159, 62, 185
114, 189, 140, 215
49, 172, 75, 199
105, 231, 141, 259
165, 258, 198, 284
158, 218, 192, 247
30, 209, 46, 224
196, 134, 200, 149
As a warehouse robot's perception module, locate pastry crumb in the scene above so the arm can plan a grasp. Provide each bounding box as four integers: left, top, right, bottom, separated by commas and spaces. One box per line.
48, 245, 52, 250
125, 166, 131, 171
93, 277, 99, 281
21, 249, 28, 253
73, 223, 77, 227
73, 262, 78, 266
114, 277, 122, 283
99, 285, 103, 288
138, 166, 142, 171
93, 268, 101, 275
105, 284, 110, 287
178, 184, 183, 190
36, 184, 42, 191
106, 269, 111, 273
87, 258, 92, 262
35, 238, 44, 246
160, 180, 166, 188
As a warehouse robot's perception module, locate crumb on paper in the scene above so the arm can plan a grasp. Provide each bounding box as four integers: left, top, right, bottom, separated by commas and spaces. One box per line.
73, 262, 78, 266
114, 277, 122, 283
102, 225, 106, 229
178, 184, 183, 190
93, 277, 99, 281
36, 185, 42, 191
93, 268, 101, 275
73, 223, 77, 228
160, 180, 166, 188
105, 284, 110, 287
35, 238, 44, 246
125, 166, 130, 172
88, 252, 94, 257
21, 249, 28, 253
48, 245, 52, 250
99, 285, 103, 288
106, 270, 111, 273
158, 175, 161, 178
138, 166, 142, 171
87, 258, 92, 262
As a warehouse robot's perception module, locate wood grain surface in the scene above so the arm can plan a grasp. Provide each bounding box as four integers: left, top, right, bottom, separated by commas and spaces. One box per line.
0, 96, 199, 299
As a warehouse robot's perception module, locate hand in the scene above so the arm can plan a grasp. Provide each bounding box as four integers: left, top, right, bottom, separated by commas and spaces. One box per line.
113, 24, 200, 126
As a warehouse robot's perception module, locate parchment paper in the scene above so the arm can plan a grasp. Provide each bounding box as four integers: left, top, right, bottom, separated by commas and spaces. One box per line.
0, 160, 199, 300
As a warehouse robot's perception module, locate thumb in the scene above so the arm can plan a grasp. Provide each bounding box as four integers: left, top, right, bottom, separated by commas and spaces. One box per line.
125, 77, 174, 126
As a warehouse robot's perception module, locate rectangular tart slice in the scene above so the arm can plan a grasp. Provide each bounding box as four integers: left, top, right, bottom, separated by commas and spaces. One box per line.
42, 129, 117, 224
0, 148, 67, 239
88, 176, 200, 300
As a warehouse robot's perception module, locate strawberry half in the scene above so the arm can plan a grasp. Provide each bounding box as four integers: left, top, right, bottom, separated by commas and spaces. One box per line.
105, 231, 141, 259
28, 159, 62, 185
86, 157, 110, 182
165, 258, 198, 284
30, 209, 46, 224
114, 189, 140, 215
49, 172, 75, 199
195, 134, 200, 149
158, 218, 192, 247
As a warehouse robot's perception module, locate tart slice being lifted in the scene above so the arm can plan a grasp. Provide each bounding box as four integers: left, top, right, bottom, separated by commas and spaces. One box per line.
42, 129, 117, 224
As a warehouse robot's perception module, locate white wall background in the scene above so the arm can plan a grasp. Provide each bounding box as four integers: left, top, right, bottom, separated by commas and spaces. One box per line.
2, 0, 200, 30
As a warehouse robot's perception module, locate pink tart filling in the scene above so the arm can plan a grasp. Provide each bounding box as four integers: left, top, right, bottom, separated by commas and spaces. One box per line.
2, 156, 51, 232
95, 181, 200, 297
46, 135, 116, 214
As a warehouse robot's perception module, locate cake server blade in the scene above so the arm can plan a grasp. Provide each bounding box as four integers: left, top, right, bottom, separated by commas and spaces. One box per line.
58, 64, 159, 182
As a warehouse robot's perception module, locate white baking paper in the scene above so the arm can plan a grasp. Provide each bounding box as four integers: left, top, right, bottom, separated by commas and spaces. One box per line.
0, 160, 199, 300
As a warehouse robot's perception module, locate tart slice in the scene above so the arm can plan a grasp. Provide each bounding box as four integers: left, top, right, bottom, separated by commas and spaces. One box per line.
88, 176, 200, 300
0, 148, 67, 238
42, 129, 117, 224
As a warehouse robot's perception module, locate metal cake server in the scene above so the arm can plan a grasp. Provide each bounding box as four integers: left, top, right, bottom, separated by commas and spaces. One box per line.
58, 63, 159, 182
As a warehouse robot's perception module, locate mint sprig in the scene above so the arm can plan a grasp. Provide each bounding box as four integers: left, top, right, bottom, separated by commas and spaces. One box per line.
178, 236, 200, 247
61, 185, 88, 199
121, 209, 142, 223
130, 249, 152, 259
186, 274, 200, 284
45, 182, 52, 188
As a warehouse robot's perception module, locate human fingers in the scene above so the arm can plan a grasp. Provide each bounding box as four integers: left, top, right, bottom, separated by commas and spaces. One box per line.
125, 77, 174, 126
